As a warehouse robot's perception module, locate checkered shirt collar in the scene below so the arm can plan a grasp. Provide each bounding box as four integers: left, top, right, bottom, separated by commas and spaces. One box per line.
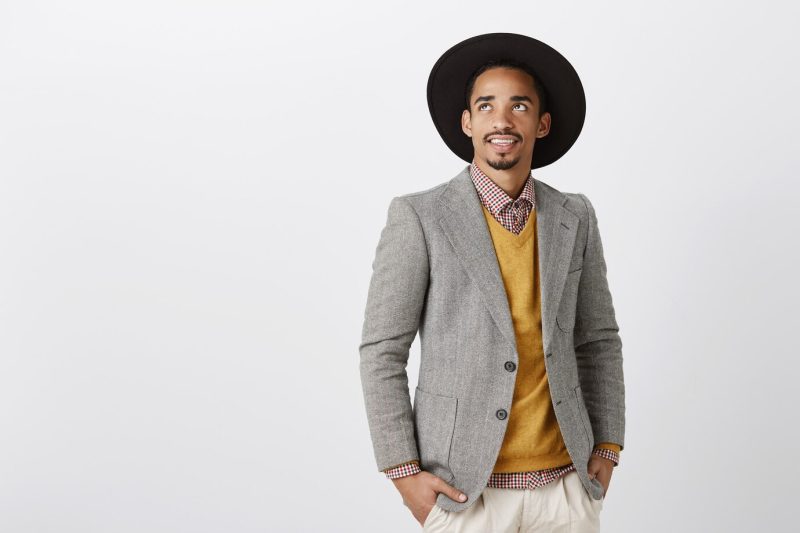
469, 159, 536, 217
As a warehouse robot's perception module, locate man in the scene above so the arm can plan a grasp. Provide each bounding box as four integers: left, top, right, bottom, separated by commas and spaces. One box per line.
359, 33, 625, 532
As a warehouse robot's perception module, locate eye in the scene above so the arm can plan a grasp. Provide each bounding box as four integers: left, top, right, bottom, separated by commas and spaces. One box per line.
514, 103, 528, 111
478, 103, 491, 111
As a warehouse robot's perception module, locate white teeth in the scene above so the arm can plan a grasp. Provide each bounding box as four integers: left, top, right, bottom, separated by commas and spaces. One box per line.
490, 139, 515, 144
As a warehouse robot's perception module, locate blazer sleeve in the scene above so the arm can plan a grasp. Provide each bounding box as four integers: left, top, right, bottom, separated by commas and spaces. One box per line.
574, 193, 626, 452
359, 196, 430, 472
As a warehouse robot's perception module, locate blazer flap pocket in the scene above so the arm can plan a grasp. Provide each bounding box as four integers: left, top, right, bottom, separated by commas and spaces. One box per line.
413, 386, 457, 474
574, 385, 594, 446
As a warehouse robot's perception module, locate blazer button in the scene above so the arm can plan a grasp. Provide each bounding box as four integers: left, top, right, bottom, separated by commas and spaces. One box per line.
496, 409, 507, 420
504, 361, 516, 372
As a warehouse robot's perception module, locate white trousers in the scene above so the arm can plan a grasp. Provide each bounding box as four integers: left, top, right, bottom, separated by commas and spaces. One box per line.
422, 471, 603, 532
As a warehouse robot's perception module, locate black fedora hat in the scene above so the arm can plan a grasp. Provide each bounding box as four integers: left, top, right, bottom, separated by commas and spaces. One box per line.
427, 32, 586, 169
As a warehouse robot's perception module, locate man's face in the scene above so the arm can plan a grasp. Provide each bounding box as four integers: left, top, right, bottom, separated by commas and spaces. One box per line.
461, 67, 551, 172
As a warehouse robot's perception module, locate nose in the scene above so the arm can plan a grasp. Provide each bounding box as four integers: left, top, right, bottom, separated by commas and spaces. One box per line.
491, 108, 514, 131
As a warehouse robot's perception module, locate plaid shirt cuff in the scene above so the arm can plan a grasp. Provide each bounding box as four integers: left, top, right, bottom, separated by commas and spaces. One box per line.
384, 449, 618, 480
383, 461, 422, 479
592, 447, 620, 466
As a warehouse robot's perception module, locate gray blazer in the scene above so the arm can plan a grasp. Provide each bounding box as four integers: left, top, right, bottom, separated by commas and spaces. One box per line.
359, 165, 625, 512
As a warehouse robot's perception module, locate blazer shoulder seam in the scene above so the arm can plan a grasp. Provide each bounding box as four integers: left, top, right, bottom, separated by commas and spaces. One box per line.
393, 196, 431, 272
398, 181, 449, 199
576, 192, 592, 255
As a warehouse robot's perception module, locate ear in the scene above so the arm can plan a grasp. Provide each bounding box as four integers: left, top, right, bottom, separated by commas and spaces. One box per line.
461, 109, 472, 138
537, 111, 552, 139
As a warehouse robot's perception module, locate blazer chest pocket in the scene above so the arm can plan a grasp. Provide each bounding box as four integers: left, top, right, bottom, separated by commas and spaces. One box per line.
556, 268, 582, 332
413, 386, 457, 479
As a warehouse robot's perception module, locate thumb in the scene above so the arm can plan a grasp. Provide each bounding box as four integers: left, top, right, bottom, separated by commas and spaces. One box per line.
438, 478, 468, 502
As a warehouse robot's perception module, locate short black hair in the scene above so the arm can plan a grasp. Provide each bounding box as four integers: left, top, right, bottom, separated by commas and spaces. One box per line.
464, 58, 549, 118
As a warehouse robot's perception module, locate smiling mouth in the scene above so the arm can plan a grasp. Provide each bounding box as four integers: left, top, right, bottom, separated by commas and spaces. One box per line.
487, 137, 519, 153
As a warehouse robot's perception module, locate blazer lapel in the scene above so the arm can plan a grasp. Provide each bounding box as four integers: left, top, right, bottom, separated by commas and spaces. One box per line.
437, 165, 579, 355
437, 167, 516, 348
534, 178, 579, 353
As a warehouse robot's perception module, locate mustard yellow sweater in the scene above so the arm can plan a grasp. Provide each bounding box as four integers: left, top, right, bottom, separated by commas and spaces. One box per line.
481, 204, 620, 473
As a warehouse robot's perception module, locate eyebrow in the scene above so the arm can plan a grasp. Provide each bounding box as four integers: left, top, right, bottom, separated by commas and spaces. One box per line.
473, 95, 533, 106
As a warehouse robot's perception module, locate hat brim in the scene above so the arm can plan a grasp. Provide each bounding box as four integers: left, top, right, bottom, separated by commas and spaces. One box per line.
427, 32, 586, 169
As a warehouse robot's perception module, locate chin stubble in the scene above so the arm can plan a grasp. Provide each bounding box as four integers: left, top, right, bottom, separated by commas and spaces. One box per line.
487, 155, 521, 171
